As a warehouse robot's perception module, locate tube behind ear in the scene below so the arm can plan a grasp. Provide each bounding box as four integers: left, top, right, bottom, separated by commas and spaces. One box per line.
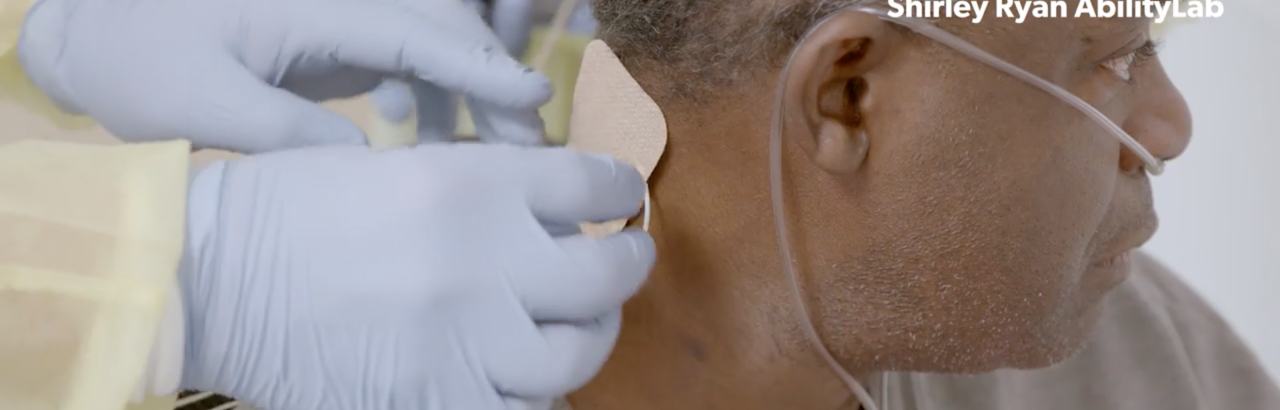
780, 11, 895, 176
565, 40, 667, 237
769, 7, 896, 410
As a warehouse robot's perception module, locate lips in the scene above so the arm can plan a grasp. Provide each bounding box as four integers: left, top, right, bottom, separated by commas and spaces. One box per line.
1091, 210, 1159, 268
1090, 250, 1133, 269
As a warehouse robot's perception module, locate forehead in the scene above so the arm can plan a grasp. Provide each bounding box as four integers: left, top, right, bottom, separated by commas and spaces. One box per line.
947, 1, 1152, 34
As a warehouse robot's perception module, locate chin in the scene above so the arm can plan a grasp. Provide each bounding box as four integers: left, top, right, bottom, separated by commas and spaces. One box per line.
1003, 294, 1109, 370
882, 290, 1110, 375
997, 258, 1123, 370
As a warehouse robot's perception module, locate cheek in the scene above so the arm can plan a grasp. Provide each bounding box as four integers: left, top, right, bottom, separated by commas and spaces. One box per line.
797, 77, 1121, 367
869, 79, 1116, 282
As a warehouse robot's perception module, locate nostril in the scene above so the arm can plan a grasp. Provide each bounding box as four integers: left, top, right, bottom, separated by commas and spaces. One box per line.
1119, 148, 1147, 176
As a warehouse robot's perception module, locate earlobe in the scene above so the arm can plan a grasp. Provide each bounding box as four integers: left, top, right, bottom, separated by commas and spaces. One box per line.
780, 11, 898, 176
814, 123, 869, 175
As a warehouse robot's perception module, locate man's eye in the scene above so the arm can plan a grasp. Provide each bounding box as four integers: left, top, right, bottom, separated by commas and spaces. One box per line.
1100, 40, 1162, 82
1101, 53, 1137, 81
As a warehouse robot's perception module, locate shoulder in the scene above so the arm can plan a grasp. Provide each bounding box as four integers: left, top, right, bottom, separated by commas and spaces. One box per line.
1060, 251, 1279, 408
1118, 251, 1220, 318
1108, 250, 1267, 368
1128, 250, 1280, 373
1103, 251, 1222, 334
905, 251, 1280, 410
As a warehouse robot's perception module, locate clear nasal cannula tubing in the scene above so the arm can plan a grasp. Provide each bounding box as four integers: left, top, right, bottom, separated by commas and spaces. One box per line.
770, 6, 1166, 410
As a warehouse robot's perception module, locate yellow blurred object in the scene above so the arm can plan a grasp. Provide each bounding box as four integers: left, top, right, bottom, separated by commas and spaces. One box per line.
0, 0, 34, 57
125, 396, 176, 410
0, 140, 189, 410
455, 26, 592, 145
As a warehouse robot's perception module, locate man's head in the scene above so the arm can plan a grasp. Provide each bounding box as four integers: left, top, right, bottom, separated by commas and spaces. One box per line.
572, 1, 1191, 408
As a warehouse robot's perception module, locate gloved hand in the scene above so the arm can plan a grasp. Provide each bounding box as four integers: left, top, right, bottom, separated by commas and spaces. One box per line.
180, 144, 654, 410
368, 0, 538, 143
491, 0, 536, 60
17, 0, 550, 153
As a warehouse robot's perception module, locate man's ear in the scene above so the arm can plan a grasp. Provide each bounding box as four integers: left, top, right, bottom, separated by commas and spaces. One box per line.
781, 12, 900, 175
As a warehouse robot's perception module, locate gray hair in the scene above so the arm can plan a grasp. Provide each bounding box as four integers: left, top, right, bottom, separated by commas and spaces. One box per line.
591, 0, 873, 103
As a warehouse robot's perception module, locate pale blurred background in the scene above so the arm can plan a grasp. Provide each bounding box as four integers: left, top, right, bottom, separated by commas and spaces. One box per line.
1145, 0, 1279, 378
0, 0, 1274, 382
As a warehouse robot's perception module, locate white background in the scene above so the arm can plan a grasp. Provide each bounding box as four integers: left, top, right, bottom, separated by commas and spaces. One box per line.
1145, 0, 1278, 379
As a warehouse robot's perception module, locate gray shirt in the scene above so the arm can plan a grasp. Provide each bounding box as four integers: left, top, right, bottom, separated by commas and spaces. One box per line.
557, 252, 1280, 409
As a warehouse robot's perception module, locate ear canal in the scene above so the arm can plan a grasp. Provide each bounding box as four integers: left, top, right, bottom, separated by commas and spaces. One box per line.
844, 78, 867, 126
817, 78, 867, 127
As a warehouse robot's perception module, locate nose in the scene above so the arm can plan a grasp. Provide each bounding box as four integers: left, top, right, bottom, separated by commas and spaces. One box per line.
1120, 60, 1193, 174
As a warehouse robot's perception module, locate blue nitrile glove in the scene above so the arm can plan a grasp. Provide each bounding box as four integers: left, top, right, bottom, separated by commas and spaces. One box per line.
179, 144, 654, 410
491, 0, 536, 62
369, 0, 537, 143
17, 0, 550, 153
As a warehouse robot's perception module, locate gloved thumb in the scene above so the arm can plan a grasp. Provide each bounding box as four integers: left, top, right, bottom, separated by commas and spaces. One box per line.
185, 63, 367, 153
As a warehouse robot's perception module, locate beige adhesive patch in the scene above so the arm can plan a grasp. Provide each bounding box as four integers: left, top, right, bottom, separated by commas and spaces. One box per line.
566, 40, 667, 237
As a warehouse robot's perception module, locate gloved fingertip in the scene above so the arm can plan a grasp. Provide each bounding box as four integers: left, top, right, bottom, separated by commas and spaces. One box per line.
611, 228, 657, 273
370, 82, 416, 123
445, 51, 552, 110
510, 69, 554, 108
469, 100, 547, 146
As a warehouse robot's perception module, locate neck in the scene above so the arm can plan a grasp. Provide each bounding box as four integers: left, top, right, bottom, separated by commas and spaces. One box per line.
566, 109, 865, 410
